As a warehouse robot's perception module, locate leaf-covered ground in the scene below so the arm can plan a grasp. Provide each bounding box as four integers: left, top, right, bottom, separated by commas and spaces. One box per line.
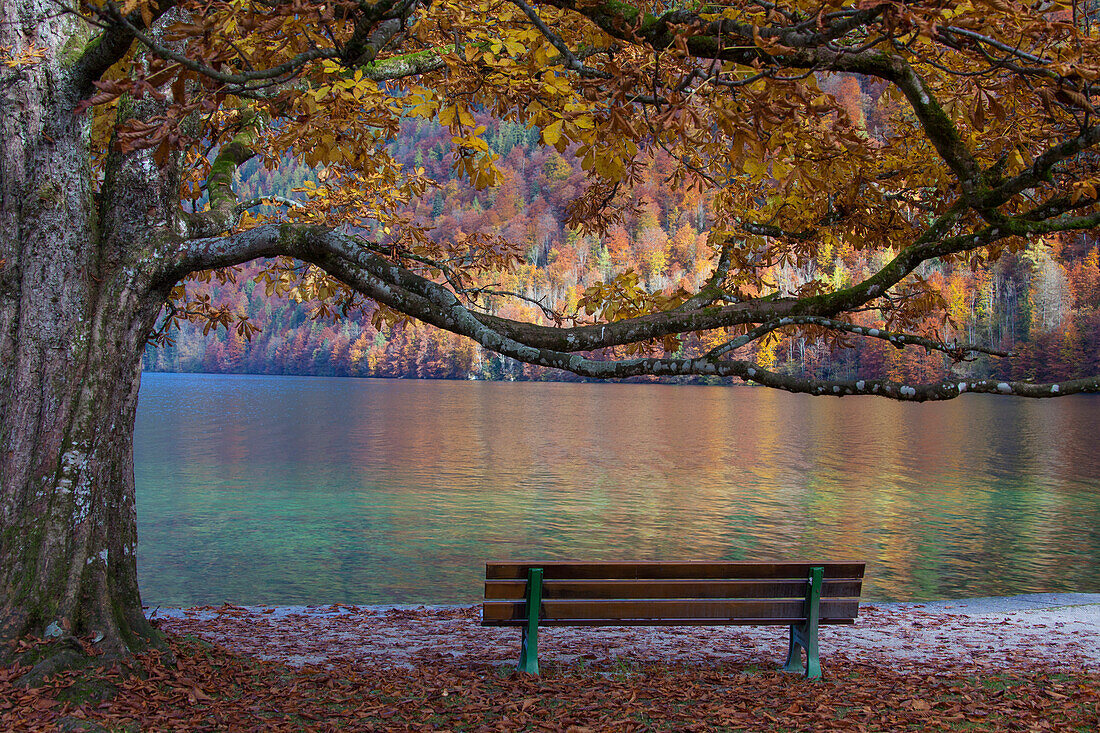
144, 601, 1100, 673
2, 635, 1097, 732
4, 601, 1098, 731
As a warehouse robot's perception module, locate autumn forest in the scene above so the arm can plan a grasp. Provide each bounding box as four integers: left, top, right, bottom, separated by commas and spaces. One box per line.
146, 75, 1100, 385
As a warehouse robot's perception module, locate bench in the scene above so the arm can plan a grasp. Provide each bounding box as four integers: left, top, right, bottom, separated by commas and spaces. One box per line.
482, 561, 865, 680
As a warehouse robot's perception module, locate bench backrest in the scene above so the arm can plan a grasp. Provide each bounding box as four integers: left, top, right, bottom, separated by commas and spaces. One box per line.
482, 561, 865, 627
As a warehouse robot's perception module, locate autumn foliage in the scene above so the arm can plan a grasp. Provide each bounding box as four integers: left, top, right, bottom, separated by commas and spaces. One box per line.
148, 111, 1100, 386
71, 0, 1099, 399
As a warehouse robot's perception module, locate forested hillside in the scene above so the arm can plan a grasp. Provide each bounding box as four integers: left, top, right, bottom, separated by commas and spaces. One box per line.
144, 76, 1100, 384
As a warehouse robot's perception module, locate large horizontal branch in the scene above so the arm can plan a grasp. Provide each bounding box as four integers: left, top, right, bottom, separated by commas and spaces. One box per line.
162, 225, 487, 343
359, 47, 447, 81
467, 199, 970, 351
162, 224, 1100, 400
1018, 208, 1100, 235
726, 364, 1100, 401
537, 0, 884, 62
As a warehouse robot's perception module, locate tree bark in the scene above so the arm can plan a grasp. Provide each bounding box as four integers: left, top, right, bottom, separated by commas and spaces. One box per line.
0, 7, 176, 666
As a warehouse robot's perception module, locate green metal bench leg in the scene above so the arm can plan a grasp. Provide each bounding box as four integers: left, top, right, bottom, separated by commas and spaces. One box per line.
782, 566, 823, 681
783, 624, 805, 674
518, 567, 543, 675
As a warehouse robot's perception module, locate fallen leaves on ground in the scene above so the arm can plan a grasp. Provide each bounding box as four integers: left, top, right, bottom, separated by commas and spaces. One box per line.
2, 634, 1097, 732
148, 602, 1100, 674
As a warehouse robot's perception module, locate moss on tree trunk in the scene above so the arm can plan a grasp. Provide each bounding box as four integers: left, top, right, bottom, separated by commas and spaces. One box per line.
1, 5, 180, 672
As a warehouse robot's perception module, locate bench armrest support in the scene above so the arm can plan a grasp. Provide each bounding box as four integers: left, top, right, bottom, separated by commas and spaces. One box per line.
783, 565, 823, 680
518, 567, 543, 674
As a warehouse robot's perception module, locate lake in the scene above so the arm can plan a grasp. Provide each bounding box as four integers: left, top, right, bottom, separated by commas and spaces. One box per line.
134, 372, 1100, 606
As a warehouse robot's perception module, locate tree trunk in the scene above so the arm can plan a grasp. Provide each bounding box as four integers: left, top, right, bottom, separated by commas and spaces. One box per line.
1, 7, 177, 668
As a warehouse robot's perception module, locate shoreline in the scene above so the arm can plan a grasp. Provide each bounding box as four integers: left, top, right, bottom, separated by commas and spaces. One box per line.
149, 593, 1100, 674
147, 591, 1100, 617
867, 591, 1100, 613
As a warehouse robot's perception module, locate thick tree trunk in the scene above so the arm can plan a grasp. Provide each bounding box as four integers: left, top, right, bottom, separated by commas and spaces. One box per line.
1, 7, 177, 668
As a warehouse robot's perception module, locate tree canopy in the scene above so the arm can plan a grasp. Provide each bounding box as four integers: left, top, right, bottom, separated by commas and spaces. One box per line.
66, 0, 1100, 399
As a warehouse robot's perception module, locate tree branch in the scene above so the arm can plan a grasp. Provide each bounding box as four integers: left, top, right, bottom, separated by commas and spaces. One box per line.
85, 3, 339, 91
726, 364, 1100, 401
509, 0, 611, 79
164, 223, 1100, 401
67, 0, 176, 99
704, 316, 1009, 363
184, 114, 263, 237
676, 238, 735, 310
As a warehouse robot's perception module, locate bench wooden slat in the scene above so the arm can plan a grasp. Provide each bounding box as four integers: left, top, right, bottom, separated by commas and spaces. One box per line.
484, 578, 863, 601
486, 617, 858, 627
485, 561, 865, 581
482, 598, 861, 624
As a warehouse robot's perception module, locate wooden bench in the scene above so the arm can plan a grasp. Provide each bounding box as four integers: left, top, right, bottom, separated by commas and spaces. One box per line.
483, 561, 865, 680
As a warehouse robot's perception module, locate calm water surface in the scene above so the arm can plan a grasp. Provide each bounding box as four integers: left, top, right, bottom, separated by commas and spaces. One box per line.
134, 373, 1100, 606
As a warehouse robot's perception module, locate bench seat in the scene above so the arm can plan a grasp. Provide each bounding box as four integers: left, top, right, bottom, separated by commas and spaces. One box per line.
482, 561, 865, 679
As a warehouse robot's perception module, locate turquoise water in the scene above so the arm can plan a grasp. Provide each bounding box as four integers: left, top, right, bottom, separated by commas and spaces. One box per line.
134, 373, 1100, 606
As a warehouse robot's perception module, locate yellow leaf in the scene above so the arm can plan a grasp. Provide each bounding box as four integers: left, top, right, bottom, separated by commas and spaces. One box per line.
1008, 148, 1025, 171
542, 119, 563, 145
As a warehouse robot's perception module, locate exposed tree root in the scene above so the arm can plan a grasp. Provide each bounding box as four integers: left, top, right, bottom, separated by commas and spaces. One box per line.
7, 631, 174, 690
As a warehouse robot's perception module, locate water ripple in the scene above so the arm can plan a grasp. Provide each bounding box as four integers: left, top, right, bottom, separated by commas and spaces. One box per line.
135, 373, 1100, 606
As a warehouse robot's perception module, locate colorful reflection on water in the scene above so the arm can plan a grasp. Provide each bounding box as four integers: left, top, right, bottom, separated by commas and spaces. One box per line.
135, 373, 1100, 605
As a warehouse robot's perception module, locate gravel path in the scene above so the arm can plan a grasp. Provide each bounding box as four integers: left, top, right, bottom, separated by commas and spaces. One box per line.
149, 594, 1100, 675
